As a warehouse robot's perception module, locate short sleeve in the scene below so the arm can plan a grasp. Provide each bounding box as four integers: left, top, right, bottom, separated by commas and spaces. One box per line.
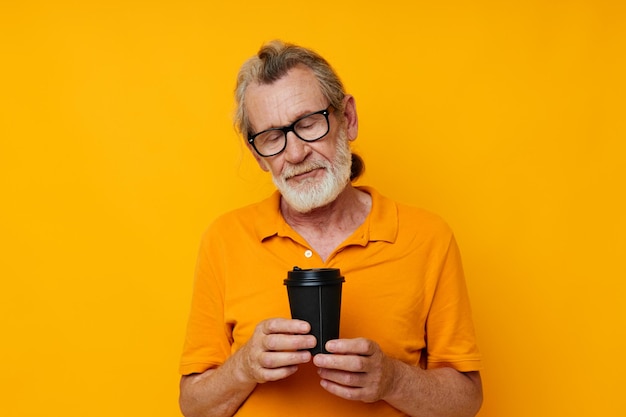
179, 227, 232, 375
424, 234, 482, 372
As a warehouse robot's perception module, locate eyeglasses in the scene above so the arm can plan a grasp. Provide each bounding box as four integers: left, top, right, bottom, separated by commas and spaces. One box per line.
247, 106, 333, 157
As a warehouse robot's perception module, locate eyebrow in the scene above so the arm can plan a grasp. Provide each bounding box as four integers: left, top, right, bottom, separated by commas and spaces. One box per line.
253, 107, 324, 133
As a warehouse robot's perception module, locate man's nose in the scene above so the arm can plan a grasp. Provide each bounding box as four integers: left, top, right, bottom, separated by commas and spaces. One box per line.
283, 131, 309, 163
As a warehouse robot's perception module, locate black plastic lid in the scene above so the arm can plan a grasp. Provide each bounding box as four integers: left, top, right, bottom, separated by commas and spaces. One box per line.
284, 266, 345, 286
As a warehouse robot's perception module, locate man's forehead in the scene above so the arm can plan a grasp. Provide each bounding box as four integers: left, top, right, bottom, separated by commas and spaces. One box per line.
245, 66, 327, 130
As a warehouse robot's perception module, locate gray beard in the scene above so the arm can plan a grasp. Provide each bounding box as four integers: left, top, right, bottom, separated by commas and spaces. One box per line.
272, 137, 352, 213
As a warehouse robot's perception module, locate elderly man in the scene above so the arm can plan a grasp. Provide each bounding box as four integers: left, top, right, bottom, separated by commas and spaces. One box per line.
179, 40, 483, 417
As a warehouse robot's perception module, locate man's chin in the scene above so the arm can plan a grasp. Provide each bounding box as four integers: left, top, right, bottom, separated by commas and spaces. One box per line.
277, 184, 333, 213
283, 198, 327, 214
284, 177, 319, 191
273, 169, 347, 213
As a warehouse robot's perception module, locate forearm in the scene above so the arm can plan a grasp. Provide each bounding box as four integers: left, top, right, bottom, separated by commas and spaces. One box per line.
179, 351, 257, 417
179, 319, 316, 417
384, 362, 482, 417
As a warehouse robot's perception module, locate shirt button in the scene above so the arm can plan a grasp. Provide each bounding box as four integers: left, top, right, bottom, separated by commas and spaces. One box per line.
304, 250, 313, 258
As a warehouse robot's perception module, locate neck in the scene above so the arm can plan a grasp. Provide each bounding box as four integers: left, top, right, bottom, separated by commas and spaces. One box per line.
280, 185, 371, 234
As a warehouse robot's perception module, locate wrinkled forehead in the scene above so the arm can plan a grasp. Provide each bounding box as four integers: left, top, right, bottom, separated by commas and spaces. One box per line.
245, 66, 327, 133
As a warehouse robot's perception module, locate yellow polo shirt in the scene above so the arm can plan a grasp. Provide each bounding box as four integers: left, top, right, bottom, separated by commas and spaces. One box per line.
180, 186, 482, 416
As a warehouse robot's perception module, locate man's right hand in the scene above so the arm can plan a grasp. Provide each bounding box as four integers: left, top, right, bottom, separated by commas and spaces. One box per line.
180, 318, 315, 417
235, 318, 317, 384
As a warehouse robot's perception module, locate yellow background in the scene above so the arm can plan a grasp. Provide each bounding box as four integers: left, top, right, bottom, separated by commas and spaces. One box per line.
1, 1, 624, 416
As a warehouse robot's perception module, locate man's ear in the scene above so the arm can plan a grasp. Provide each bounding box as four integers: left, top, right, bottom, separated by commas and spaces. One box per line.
342, 95, 359, 141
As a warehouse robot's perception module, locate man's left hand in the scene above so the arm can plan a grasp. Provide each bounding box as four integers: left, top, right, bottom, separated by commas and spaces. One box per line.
312, 338, 397, 403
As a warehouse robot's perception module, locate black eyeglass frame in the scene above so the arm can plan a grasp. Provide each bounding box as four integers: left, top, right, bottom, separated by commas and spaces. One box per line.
247, 106, 333, 157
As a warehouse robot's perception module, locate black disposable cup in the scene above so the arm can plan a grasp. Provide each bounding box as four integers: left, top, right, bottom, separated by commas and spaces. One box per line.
284, 266, 345, 355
